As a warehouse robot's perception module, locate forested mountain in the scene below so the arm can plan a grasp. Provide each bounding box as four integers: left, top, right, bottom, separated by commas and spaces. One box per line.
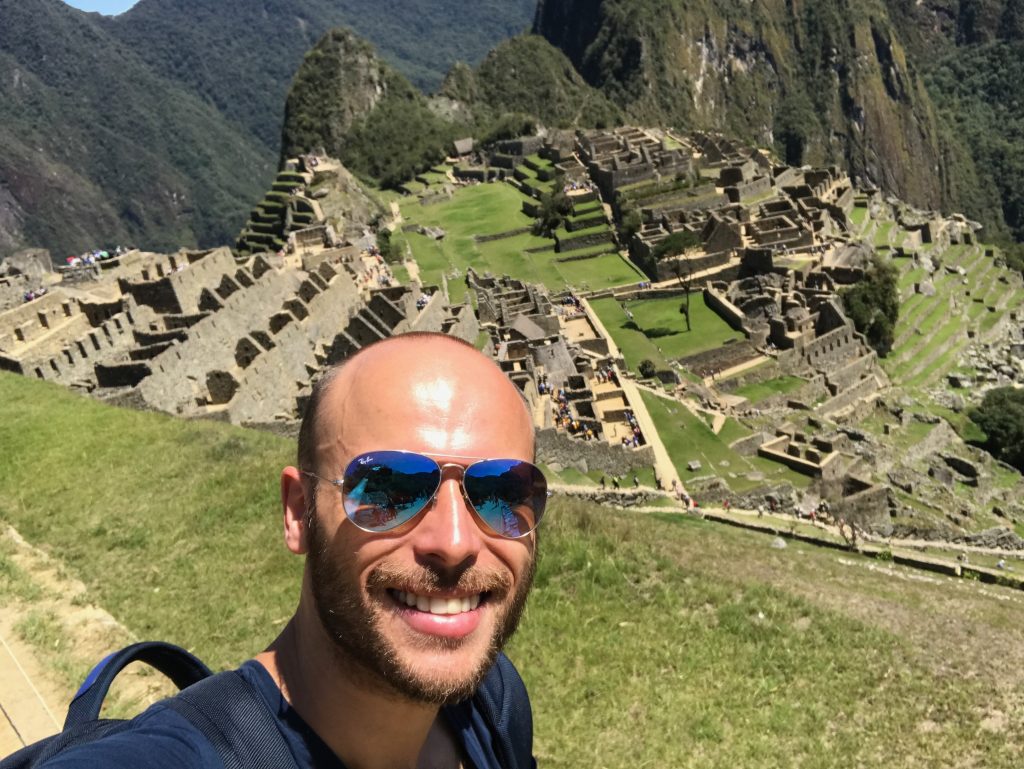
0, 0, 271, 258
279, 30, 621, 188
104, 0, 536, 151
0, 0, 535, 259
886, 0, 1024, 241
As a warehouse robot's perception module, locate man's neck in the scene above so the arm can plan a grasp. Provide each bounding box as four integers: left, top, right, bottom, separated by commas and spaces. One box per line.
255, 616, 461, 769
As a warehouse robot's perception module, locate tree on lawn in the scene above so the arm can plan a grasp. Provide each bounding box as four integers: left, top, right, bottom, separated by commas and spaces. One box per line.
533, 182, 572, 236
839, 255, 899, 356
969, 386, 1024, 471
638, 359, 657, 379
675, 258, 693, 332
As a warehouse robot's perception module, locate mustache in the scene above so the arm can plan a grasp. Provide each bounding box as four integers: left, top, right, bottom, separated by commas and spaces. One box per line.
366, 562, 513, 596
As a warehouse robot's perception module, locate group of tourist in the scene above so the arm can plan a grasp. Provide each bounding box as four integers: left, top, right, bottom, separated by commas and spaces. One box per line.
22, 286, 49, 303
594, 365, 619, 387
701, 367, 724, 381
361, 259, 395, 289
559, 293, 584, 317
65, 246, 123, 267
536, 373, 553, 395
562, 179, 597, 195
620, 409, 644, 448
414, 291, 433, 310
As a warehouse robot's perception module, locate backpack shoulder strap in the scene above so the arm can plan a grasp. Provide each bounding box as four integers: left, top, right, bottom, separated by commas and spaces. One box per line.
66, 641, 213, 728
471, 653, 536, 769
163, 670, 299, 769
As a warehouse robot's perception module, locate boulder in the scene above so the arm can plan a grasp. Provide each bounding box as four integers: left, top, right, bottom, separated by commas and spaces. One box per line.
915, 280, 936, 297
2, 248, 52, 280
687, 460, 702, 472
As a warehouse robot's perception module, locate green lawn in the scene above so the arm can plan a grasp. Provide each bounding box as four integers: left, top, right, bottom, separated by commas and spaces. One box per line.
394, 183, 643, 297
591, 295, 745, 371
2, 373, 1024, 766
732, 376, 806, 404
640, 391, 810, 492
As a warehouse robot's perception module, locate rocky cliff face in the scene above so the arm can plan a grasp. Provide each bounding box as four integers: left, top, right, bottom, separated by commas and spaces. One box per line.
534, 0, 950, 211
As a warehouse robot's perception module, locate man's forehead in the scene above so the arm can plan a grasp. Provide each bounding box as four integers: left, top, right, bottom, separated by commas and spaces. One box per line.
314, 337, 532, 461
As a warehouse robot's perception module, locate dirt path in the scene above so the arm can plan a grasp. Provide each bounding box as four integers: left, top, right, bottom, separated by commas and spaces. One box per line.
0, 525, 175, 757
0, 618, 62, 756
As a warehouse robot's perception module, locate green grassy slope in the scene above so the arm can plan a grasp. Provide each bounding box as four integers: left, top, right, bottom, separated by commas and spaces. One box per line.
4, 373, 1024, 765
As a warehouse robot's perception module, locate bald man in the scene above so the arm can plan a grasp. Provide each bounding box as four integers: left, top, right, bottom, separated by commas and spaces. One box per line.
38, 333, 543, 769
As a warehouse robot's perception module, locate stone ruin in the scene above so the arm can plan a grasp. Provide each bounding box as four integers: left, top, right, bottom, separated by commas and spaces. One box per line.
469, 269, 655, 476
0, 244, 476, 428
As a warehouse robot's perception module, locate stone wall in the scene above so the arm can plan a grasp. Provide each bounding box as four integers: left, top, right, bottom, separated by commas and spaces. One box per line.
825, 351, 877, 393
138, 267, 306, 414
757, 436, 844, 479
537, 427, 655, 475
0, 274, 31, 312
0, 290, 78, 352
702, 286, 746, 332
779, 321, 857, 372
654, 250, 731, 281
555, 231, 614, 253
818, 374, 880, 418
725, 175, 772, 203
678, 340, 758, 373
26, 312, 136, 384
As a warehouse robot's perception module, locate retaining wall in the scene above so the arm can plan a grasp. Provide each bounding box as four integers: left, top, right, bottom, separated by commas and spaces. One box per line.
537, 427, 655, 475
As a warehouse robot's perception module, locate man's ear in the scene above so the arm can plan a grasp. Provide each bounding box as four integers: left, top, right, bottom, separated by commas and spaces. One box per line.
281, 466, 309, 555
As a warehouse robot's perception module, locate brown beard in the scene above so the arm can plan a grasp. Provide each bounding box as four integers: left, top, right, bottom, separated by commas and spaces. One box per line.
306, 503, 536, 705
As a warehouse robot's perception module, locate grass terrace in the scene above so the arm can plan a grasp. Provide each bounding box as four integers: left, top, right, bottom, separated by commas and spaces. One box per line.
2, 375, 1024, 766
731, 375, 806, 404
641, 390, 812, 492
591, 295, 745, 371
393, 181, 643, 298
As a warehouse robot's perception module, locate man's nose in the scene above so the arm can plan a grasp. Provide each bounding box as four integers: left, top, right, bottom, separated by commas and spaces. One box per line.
412, 472, 483, 571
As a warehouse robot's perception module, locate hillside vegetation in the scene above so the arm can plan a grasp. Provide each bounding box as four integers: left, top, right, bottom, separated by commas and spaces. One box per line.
3, 371, 1024, 766
279, 31, 623, 189
0, 0, 272, 258
105, 0, 536, 150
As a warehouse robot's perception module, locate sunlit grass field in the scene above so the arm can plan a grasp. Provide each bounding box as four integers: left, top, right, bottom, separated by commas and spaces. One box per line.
2, 373, 1024, 766
393, 183, 642, 296
591, 295, 745, 370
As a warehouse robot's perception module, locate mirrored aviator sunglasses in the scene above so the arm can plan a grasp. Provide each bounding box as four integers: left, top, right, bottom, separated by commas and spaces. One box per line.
309, 450, 548, 538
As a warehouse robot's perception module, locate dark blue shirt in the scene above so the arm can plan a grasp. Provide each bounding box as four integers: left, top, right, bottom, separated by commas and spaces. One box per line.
38, 661, 515, 768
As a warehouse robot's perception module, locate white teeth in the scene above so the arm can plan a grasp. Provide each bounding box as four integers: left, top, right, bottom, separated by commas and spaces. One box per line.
394, 589, 482, 615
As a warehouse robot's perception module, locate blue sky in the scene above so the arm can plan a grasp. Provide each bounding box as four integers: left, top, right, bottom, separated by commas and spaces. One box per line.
63, 1, 138, 15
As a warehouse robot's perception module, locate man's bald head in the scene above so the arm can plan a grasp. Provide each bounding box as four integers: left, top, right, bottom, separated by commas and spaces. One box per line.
297, 333, 533, 476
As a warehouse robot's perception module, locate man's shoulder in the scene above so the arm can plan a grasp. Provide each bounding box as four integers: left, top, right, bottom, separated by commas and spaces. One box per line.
35, 703, 224, 769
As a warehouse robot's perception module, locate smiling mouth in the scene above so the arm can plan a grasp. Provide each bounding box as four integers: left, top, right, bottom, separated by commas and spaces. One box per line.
388, 589, 484, 615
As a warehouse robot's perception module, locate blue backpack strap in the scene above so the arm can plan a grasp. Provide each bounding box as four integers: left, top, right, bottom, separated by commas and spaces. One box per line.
471, 653, 536, 769
65, 641, 213, 728
163, 670, 300, 769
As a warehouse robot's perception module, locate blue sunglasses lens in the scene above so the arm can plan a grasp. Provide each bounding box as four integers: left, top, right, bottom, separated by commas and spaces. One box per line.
463, 459, 547, 538
340, 452, 546, 537
343, 451, 440, 532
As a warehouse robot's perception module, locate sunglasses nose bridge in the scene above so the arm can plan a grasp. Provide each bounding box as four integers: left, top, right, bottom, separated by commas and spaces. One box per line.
414, 462, 484, 563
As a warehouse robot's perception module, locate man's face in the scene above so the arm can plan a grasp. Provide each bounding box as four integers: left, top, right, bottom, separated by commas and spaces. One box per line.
305, 340, 537, 704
